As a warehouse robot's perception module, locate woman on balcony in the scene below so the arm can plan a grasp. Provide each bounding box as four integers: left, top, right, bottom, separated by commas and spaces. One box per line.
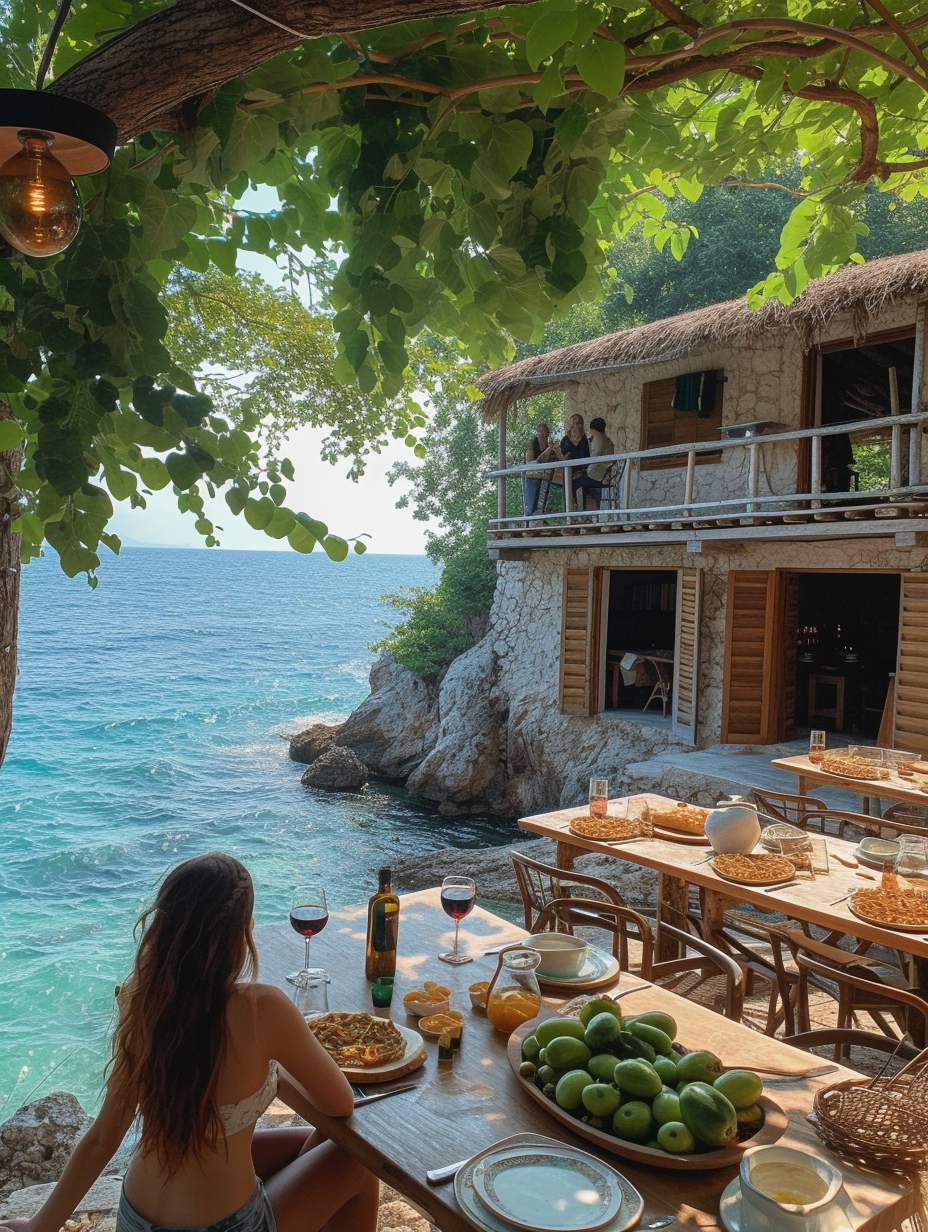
558, 414, 590, 510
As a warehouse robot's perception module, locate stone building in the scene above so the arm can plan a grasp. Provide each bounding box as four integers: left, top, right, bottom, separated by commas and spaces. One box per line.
471, 251, 928, 791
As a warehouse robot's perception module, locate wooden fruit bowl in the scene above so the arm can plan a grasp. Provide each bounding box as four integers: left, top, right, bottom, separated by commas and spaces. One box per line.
508, 1015, 787, 1171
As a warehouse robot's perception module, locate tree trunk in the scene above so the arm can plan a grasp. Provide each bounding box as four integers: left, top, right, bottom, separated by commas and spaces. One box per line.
48, 0, 536, 142
0, 403, 21, 771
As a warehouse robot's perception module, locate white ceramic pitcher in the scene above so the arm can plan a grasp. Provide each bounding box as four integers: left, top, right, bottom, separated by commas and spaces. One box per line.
704, 796, 761, 854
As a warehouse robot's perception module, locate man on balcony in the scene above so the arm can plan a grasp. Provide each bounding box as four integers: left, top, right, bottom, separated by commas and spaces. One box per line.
572, 417, 615, 510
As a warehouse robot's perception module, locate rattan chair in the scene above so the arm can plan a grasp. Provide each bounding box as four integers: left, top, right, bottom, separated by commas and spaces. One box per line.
510, 850, 651, 973
780, 927, 928, 1059
749, 787, 829, 826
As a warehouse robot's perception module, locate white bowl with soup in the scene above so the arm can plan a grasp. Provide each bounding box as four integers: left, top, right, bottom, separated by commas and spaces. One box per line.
739, 1145, 849, 1231
525, 933, 588, 978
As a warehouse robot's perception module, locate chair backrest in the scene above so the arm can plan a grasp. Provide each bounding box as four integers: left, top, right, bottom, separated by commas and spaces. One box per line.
509, 849, 625, 933
651, 922, 744, 1023
783, 928, 928, 1032
749, 787, 829, 826
534, 896, 654, 981
881, 802, 928, 834
801, 809, 928, 840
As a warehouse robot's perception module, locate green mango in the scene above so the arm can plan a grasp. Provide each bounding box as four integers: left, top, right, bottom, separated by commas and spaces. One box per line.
627, 1019, 673, 1056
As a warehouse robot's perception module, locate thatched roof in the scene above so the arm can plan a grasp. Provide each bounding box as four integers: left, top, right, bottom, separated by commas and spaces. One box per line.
478, 249, 928, 422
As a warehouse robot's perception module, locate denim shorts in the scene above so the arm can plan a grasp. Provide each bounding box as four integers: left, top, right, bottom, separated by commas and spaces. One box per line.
116, 1180, 277, 1232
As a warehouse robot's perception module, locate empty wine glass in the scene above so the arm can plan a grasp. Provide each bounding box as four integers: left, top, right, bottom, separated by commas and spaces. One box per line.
438, 876, 476, 965
287, 886, 329, 1010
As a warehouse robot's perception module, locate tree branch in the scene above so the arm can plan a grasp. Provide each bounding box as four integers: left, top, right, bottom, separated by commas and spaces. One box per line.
645, 0, 700, 37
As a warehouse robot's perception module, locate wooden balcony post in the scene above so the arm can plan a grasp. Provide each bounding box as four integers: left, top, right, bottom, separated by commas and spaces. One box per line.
621, 460, 632, 511
747, 441, 759, 512
684, 449, 696, 514
498, 411, 507, 522
889, 366, 903, 491
810, 434, 822, 508
912, 301, 928, 486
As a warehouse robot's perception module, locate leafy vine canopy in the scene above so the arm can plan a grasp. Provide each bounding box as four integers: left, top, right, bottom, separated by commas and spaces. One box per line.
2, 0, 928, 577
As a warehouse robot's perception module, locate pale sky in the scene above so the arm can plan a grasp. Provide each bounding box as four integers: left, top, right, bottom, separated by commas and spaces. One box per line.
109, 187, 430, 554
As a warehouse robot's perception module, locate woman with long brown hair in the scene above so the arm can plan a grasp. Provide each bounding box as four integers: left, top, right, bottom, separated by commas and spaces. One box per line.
0, 853, 378, 1232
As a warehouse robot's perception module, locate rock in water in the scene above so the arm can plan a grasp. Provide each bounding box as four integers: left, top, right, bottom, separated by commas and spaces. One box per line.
0, 1092, 91, 1198
301, 746, 369, 792
288, 722, 342, 765
337, 653, 438, 780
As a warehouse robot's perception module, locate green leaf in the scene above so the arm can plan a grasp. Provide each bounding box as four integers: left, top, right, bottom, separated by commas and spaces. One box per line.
574, 38, 626, 97
166, 451, 203, 491
479, 121, 534, 182
0, 419, 23, 450
526, 10, 577, 70
287, 523, 317, 554
264, 507, 296, 539
353, 540, 367, 555
222, 111, 280, 176
322, 534, 349, 562
225, 486, 248, 515
139, 458, 171, 490
244, 496, 276, 529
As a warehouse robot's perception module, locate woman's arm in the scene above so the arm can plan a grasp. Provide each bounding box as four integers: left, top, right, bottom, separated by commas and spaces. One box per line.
257, 986, 354, 1118
0, 1087, 135, 1232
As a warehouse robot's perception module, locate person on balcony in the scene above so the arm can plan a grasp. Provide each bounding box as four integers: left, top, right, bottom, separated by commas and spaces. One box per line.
522, 422, 553, 516
572, 417, 614, 510
558, 413, 590, 502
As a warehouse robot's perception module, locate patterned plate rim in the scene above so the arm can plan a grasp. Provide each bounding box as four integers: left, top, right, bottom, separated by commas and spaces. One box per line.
472, 1147, 623, 1232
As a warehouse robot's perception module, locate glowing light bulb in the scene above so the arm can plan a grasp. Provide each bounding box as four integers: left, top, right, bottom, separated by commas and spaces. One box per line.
0, 130, 81, 257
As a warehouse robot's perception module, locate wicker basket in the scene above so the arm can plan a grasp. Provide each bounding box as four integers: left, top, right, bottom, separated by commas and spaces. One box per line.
812, 1048, 928, 1174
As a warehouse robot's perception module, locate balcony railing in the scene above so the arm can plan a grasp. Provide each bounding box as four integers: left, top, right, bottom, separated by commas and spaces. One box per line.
487, 412, 928, 542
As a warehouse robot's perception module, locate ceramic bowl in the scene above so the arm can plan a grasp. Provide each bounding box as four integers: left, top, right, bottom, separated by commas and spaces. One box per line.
469, 981, 489, 1010
739, 1144, 847, 1232
402, 994, 450, 1017
525, 933, 589, 978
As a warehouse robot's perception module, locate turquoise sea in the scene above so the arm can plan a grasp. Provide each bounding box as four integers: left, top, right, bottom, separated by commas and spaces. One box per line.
0, 549, 514, 1116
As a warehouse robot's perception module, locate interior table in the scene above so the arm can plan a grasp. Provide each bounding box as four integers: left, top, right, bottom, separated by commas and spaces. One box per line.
518, 795, 928, 981
256, 888, 914, 1232
771, 752, 928, 817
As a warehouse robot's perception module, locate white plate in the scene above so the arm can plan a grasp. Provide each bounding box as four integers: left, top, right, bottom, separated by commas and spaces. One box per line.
535, 945, 621, 989
304, 1017, 425, 1081
472, 1145, 624, 1232
719, 1177, 856, 1232
454, 1134, 643, 1232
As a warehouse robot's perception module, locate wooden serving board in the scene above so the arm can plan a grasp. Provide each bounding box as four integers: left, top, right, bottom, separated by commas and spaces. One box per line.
652, 825, 709, 846
508, 1015, 787, 1171
337, 1023, 427, 1084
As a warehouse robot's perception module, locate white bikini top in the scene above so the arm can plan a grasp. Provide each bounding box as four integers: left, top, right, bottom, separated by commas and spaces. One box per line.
219, 1061, 278, 1137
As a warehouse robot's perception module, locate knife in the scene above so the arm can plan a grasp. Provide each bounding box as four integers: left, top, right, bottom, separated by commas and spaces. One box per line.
763, 880, 799, 893
353, 1082, 418, 1107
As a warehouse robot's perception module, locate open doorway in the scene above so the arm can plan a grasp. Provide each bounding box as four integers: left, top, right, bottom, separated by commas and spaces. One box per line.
793, 572, 900, 736
603, 569, 677, 715
819, 335, 914, 492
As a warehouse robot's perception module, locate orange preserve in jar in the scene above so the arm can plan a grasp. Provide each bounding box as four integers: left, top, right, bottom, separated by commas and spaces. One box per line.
485, 947, 542, 1034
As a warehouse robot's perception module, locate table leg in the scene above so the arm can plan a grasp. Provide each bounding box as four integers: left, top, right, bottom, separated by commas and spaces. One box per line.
657, 872, 690, 961
555, 840, 585, 871
698, 887, 740, 950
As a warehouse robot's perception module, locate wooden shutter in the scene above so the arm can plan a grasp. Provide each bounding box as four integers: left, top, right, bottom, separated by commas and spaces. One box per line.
894, 573, 928, 755
779, 572, 799, 743
559, 567, 603, 716
672, 567, 702, 744
722, 571, 777, 744
640, 376, 723, 470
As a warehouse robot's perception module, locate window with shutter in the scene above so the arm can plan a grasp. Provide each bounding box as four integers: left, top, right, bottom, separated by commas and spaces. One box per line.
894, 573, 928, 755
722, 571, 776, 744
640, 375, 723, 470
671, 567, 701, 745
559, 566, 603, 717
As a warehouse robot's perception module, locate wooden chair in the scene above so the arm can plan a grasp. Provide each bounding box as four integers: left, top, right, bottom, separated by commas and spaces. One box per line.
512, 852, 744, 1021
881, 802, 928, 834
800, 808, 928, 841
510, 850, 650, 974
749, 787, 829, 826
780, 927, 928, 1059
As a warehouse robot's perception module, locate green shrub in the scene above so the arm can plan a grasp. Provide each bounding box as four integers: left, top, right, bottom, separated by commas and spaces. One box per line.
374, 537, 497, 679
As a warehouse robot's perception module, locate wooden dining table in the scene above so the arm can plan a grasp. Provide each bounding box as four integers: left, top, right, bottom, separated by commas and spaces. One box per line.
517, 794, 928, 982
255, 887, 916, 1232
771, 752, 928, 816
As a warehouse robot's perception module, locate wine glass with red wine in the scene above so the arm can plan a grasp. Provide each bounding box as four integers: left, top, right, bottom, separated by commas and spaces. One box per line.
287, 887, 329, 1007
438, 876, 476, 965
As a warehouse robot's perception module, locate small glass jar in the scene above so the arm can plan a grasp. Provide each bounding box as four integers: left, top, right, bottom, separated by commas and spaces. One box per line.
486, 947, 542, 1034
893, 836, 928, 888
